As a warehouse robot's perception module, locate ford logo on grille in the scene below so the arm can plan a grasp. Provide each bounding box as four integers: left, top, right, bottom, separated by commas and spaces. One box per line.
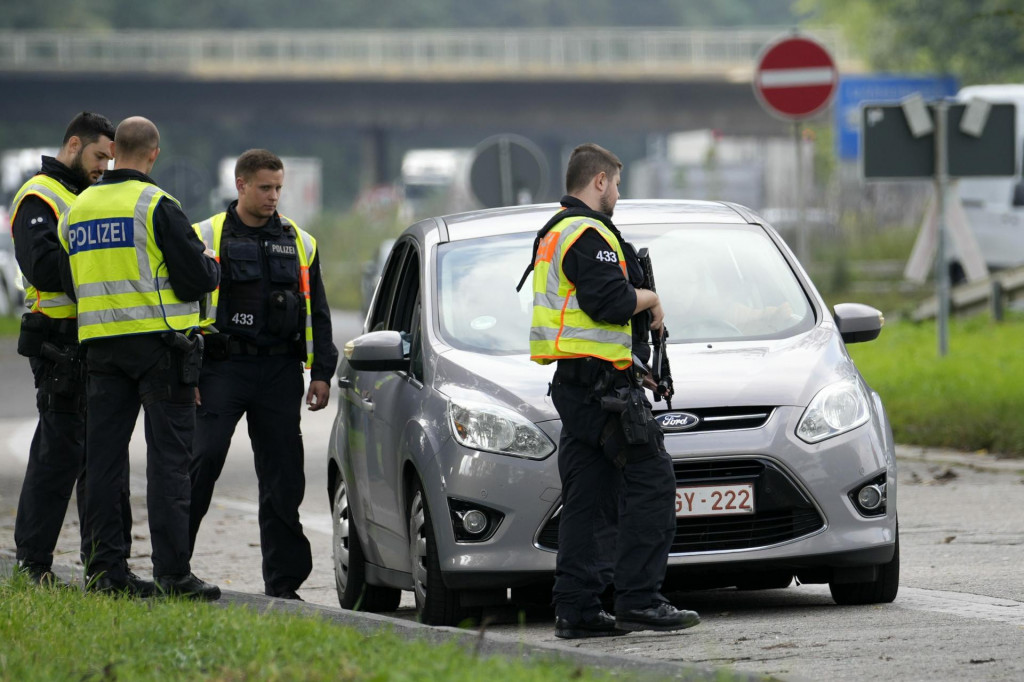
656, 412, 700, 432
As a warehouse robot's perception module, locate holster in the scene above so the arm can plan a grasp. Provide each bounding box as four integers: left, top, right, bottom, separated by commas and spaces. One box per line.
593, 365, 661, 467
162, 332, 205, 387
601, 386, 651, 446
39, 341, 86, 413
17, 313, 49, 358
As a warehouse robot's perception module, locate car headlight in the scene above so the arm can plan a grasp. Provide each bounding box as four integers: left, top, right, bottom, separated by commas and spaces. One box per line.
796, 377, 870, 444
448, 399, 555, 459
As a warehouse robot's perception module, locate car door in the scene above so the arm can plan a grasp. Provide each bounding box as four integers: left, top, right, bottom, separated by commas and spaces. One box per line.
344, 241, 407, 560
358, 239, 426, 568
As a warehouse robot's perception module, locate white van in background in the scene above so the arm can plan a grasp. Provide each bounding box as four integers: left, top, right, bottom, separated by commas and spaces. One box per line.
956, 84, 1024, 271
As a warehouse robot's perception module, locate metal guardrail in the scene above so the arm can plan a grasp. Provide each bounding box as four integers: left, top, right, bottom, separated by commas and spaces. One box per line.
0, 28, 858, 80
913, 265, 1024, 321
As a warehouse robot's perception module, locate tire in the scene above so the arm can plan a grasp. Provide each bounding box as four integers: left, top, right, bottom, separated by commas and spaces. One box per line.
829, 528, 900, 605
409, 482, 467, 626
332, 477, 401, 612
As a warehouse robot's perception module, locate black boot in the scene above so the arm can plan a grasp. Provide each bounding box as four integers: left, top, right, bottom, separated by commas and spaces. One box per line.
615, 602, 700, 632
16, 561, 69, 589
555, 610, 629, 639
155, 573, 221, 601
87, 571, 156, 598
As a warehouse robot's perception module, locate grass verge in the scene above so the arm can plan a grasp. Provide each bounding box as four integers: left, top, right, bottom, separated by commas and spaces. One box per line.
848, 313, 1024, 457
0, 574, 637, 682
0, 313, 21, 337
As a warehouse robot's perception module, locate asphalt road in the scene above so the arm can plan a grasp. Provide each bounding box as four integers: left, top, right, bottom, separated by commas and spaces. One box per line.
2, 312, 1023, 681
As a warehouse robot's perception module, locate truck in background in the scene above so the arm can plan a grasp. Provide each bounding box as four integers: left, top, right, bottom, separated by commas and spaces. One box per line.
398, 148, 475, 221
955, 84, 1024, 271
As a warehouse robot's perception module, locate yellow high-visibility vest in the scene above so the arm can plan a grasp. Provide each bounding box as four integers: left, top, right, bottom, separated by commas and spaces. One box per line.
59, 179, 199, 342
9, 174, 78, 318
530, 213, 632, 369
194, 213, 316, 369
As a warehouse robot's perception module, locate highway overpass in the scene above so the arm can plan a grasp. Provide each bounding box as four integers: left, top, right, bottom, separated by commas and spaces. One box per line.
0, 28, 862, 210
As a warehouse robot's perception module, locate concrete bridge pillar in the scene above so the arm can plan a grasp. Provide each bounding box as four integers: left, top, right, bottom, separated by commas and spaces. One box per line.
360, 127, 392, 190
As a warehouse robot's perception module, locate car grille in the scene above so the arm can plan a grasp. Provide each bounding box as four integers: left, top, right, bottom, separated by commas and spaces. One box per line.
656, 406, 774, 433
535, 457, 824, 554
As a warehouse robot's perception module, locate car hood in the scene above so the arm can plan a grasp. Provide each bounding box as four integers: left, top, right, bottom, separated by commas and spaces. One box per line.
433, 322, 856, 422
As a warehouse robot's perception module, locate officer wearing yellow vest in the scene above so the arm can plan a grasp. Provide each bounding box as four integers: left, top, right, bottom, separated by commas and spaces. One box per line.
528, 143, 699, 638
188, 149, 338, 601
10, 112, 118, 586
60, 116, 222, 599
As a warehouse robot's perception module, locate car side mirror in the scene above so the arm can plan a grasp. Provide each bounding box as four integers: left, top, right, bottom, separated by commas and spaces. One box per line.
833, 303, 884, 344
344, 330, 409, 371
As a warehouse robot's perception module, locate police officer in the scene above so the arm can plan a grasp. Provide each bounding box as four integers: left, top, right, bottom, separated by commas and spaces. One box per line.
528, 143, 700, 638
60, 116, 222, 599
10, 112, 125, 586
188, 149, 338, 601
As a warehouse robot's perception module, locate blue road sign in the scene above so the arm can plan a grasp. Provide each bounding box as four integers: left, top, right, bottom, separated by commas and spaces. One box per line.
835, 74, 959, 161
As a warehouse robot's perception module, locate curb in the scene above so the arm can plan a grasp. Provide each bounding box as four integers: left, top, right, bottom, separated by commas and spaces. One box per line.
1, 554, 777, 682
894, 444, 1024, 475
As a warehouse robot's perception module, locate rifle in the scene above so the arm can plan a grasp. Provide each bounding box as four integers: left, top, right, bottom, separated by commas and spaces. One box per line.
637, 247, 674, 409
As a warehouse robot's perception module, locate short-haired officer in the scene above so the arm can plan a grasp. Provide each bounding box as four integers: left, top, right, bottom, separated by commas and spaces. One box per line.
528, 143, 700, 638
10, 111, 125, 586
60, 116, 222, 599
188, 149, 338, 601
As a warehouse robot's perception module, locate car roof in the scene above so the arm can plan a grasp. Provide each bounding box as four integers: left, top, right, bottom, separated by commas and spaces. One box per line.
439, 199, 754, 242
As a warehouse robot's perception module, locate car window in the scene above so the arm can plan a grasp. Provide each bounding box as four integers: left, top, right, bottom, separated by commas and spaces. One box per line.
437, 233, 535, 354
391, 247, 420, 334
435, 224, 814, 355
368, 241, 408, 332
379, 242, 423, 381
408, 294, 424, 381
631, 224, 815, 341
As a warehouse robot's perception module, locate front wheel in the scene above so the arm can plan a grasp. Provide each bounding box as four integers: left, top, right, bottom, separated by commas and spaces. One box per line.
830, 528, 900, 605
409, 482, 468, 626
332, 477, 401, 612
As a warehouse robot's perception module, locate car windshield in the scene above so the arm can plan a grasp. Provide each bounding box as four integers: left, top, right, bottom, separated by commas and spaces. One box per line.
436, 223, 814, 355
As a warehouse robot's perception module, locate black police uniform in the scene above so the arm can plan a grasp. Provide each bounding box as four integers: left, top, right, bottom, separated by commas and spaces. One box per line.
188, 201, 339, 598
545, 196, 678, 625
76, 169, 221, 588
11, 156, 129, 576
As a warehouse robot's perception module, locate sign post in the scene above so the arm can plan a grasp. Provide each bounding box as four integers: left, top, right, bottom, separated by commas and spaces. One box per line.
934, 100, 951, 356
753, 33, 838, 265
861, 99, 1017, 356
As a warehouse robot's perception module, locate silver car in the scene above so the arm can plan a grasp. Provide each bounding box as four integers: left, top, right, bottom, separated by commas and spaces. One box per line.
327, 200, 897, 626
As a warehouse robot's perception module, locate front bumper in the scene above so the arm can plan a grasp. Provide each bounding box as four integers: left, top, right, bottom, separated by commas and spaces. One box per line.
428, 405, 896, 591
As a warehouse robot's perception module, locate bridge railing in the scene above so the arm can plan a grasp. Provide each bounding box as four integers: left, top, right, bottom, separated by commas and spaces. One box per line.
0, 28, 857, 79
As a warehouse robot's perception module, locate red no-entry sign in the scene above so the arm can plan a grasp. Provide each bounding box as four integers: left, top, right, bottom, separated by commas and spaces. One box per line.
754, 34, 838, 120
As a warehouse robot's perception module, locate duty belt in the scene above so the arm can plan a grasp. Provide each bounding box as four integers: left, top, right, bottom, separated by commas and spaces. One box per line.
228, 337, 294, 357
32, 313, 79, 345
555, 356, 614, 386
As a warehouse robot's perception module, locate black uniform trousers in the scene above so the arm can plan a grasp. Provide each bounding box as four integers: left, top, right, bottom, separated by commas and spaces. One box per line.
188, 354, 311, 595
15, 351, 86, 568
83, 335, 195, 581
550, 366, 677, 622
15, 337, 133, 569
